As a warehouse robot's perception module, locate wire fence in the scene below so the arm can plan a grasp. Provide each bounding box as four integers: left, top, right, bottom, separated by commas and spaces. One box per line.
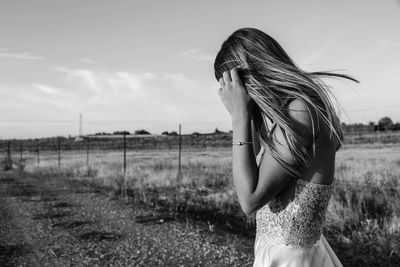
0, 126, 399, 184
2, 128, 400, 172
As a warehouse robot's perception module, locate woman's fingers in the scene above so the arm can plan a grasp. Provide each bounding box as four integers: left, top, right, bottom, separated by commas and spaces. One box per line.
230, 68, 242, 85
218, 87, 223, 96
218, 77, 225, 91
222, 71, 232, 84
221, 68, 243, 88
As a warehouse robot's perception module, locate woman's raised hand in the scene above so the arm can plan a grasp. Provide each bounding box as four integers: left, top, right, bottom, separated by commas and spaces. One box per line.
218, 68, 254, 121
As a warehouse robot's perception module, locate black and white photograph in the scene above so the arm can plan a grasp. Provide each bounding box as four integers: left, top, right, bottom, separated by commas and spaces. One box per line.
0, 0, 399, 266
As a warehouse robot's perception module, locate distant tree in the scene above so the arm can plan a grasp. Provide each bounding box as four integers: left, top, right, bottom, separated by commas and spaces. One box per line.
95, 132, 110, 135
161, 131, 177, 136
113, 130, 130, 135
393, 122, 400, 131
378, 117, 393, 131
134, 129, 150, 135
191, 132, 201, 136
214, 128, 223, 134
342, 122, 377, 134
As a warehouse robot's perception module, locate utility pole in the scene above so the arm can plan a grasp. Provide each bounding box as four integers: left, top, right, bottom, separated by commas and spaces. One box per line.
79, 113, 82, 136
123, 133, 127, 174
37, 139, 40, 166
19, 139, 23, 168
58, 137, 61, 168
178, 124, 182, 180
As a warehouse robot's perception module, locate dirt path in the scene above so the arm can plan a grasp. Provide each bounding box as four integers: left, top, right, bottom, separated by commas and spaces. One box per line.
0, 171, 254, 266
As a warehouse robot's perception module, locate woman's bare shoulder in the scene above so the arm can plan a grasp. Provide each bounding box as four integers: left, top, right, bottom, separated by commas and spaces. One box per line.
286, 98, 318, 146
287, 98, 315, 127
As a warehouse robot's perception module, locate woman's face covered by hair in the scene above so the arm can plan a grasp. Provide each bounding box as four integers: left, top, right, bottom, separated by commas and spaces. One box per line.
214, 27, 356, 178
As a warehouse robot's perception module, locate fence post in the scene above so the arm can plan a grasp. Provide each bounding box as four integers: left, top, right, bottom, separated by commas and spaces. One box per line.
86, 137, 90, 166
178, 124, 182, 180
5, 140, 12, 170
37, 139, 40, 166
58, 137, 61, 168
123, 133, 126, 174
19, 139, 23, 166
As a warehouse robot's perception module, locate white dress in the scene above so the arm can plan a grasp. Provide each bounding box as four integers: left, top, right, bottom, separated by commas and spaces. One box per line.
253, 145, 343, 267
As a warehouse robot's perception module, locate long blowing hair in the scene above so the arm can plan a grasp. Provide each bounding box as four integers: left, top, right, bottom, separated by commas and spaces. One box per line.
214, 27, 359, 178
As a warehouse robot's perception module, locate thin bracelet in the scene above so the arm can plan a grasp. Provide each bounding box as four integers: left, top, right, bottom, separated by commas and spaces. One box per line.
232, 141, 253, 146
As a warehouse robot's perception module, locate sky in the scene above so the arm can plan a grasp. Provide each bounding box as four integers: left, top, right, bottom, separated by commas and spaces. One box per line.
0, 0, 399, 138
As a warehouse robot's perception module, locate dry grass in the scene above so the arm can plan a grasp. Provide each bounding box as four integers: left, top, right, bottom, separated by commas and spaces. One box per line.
19, 144, 400, 266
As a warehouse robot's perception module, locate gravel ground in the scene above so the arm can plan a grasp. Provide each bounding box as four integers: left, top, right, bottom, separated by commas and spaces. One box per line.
0, 171, 254, 266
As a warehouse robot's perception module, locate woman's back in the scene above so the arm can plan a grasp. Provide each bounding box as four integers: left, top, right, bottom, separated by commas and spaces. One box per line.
256, 98, 338, 203
300, 110, 339, 186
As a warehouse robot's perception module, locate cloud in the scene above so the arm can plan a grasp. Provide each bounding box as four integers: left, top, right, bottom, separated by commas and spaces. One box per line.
339, 39, 400, 66
79, 58, 96, 64
178, 49, 214, 62
297, 43, 334, 69
0, 49, 45, 60
359, 68, 400, 89
55, 67, 156, 96
32, 83, 59, 94
50, 67, 222, 123
178, 49, 198, 56
0, 82, 79, 122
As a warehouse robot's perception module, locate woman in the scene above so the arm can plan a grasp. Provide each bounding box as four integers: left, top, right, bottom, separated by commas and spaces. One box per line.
214, 28, 358, 266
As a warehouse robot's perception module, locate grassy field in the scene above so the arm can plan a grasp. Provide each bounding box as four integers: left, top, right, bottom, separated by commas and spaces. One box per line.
9, 143, 400, 266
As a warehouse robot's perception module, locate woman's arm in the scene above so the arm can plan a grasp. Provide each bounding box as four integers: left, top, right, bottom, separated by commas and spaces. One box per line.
218, 68, 313, 216
232, 115, 260, 214
232, 115, 292, 215
231, 99, 314, 215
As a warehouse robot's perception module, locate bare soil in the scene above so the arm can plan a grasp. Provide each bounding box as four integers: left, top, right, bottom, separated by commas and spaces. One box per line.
0, 171, 254, 266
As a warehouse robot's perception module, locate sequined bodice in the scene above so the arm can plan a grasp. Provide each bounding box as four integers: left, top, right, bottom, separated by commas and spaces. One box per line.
255, 145, 334, 248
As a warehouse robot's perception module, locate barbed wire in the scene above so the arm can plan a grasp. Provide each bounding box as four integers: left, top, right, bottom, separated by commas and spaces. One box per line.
1, 130, 400, 141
